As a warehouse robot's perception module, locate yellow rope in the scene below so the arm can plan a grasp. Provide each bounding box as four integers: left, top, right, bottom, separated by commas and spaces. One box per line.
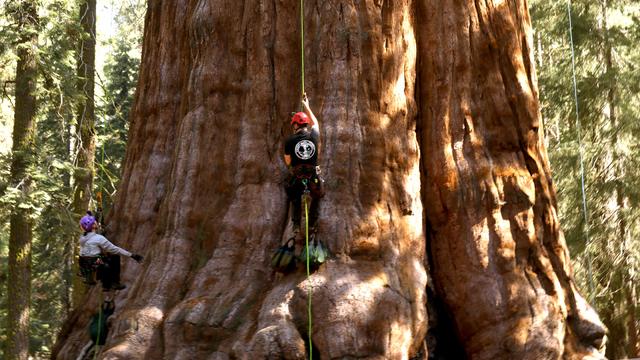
300, 2, 311, 356
304, 193, 312, 360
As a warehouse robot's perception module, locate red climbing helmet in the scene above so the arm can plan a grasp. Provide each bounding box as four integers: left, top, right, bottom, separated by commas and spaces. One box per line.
291, 112, 312, 126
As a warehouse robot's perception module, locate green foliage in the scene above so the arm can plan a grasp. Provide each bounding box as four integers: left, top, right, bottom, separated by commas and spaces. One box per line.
0, 0, 144, 357
96, 35, 140, 203
94, 0, 144, 209
532, 0, 640, 357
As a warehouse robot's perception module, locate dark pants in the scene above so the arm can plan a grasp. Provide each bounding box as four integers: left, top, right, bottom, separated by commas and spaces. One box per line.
286, 170, 324, 230
98, 255, 121, 289
79, 255, 121, 289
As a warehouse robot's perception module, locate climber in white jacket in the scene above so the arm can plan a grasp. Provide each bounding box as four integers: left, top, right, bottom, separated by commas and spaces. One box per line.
78, 211, 143, 290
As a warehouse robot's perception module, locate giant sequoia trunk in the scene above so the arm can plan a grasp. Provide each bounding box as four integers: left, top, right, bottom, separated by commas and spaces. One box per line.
54, 1, 606, 359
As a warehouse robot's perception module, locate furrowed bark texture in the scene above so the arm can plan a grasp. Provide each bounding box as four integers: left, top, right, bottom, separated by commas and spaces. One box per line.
417, 0, 605, 359
54, 1, 605, 359
6, 1, 38, 359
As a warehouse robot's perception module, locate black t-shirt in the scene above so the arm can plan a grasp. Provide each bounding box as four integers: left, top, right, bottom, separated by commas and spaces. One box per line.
284, 128, 319, 167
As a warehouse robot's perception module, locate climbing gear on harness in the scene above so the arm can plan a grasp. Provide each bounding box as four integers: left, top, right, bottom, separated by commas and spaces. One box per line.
288, 166, 315, 188
295, 165, 316, 179
78, 255, 105, 285
291, 111, 312, 126
78, 254, 126, 291
271, 238, 297, 273
80, 211, 97, 231
287, 165, 324, 197
299, 233, 329, 269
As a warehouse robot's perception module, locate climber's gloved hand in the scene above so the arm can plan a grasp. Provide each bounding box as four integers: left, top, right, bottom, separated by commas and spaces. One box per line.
131, 254, 144, 263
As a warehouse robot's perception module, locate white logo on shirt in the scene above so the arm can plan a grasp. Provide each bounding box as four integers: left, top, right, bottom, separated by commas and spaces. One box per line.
295, 140, 315, 160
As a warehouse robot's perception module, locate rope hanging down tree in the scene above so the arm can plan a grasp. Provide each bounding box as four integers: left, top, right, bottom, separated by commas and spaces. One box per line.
92, 174, 107, 360
300, 0, 305, 95
566, 0, 595, 298
300, 1, 313, 358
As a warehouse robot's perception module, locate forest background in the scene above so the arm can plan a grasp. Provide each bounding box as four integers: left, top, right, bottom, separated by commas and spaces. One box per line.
0, 0, 638, 358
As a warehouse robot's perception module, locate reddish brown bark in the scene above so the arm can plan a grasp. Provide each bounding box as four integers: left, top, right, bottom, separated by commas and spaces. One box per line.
417, 0, 605, 359
53, 1, 605, 359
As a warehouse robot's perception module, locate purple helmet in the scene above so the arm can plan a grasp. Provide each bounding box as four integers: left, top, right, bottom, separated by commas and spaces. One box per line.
80, 211, 96, 231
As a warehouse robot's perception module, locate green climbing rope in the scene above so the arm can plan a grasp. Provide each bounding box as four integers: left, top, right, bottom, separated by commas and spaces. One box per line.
303, 192, 313, 360
566, 0, 595, 300
300, 2, 312, 357
300, 0, 305, 96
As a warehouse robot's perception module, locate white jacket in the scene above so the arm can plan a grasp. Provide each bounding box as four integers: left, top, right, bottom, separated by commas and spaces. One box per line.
79, 232, 132, 257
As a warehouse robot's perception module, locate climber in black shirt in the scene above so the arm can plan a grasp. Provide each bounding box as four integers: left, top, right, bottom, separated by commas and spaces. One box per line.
284, 94, 324, 239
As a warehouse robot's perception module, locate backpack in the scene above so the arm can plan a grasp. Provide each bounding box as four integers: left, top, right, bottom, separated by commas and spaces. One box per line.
299, 234, 329, 269
89, 301, 115, 345
271, 238, 297, 273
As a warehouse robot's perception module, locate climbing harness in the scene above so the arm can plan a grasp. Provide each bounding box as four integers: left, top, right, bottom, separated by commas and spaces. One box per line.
78, 254, 105, 285
289, 165, 324, 199
293, 164, 316, 180
78, 253, 127, 290
566, 0, 595, 299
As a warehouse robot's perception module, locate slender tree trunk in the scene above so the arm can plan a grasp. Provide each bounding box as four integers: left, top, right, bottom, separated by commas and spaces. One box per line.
53, 1, 606, 359
6, 1, 38, 359
602, 0, 638, 355
71, 0, 97, 308
63, 113, 73, 316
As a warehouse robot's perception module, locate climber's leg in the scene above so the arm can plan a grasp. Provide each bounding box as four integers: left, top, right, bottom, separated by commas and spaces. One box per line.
291, 196, 302, 238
